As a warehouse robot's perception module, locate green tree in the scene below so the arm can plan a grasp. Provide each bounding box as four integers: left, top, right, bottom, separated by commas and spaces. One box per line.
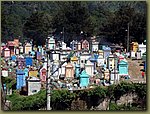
23, 11, 53, 46
1, 2, 23, 42
52, 1, 94, 44
101, 3, 146, 47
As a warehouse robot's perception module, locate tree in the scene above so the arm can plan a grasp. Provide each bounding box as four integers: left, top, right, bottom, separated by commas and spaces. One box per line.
23, 11, 53, 46
1, 2, 23, 42
100, 3, 146, 47
52, 1, 94, 45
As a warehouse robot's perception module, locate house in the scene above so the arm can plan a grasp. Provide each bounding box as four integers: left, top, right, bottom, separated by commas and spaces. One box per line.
27, 76, 41, 96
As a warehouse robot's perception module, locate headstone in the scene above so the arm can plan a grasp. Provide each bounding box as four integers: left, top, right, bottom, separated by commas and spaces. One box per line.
27, 76, 41, 96
107, 54, 118, 70
75, 64, 80, 78
110, 69, 119, 84
81, 40, 89, 50
52, 61, 59, 80
24, 43, 32, 54
23, 68, 29, 77
104, 69, 110, 81
131, 51, 136, 59
48, 36, 55, 50
40, 68, 47, 82
79, 70, 89, 87
118, 60, 128, 76
71, 56, 78, 64
92, 42, 99, 51
2, 68, 8, 77
29, 70, 38, 77
65, 62, 74, 79
4, 48, 10, 58
139, 43, 146, 57
19, 46, 24, 54
85, 60, 94, 77
7, 41, 15, 56
136, 51, 141, 60
16, 69, 25, 89
77, 42, 81, 51
103, 47, 111, 59
15, 47, 20, 55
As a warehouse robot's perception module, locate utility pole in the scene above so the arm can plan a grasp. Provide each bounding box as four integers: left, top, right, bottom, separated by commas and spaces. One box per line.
127, 23, 130, 52
63, 27, 64, 42
46, 36, 52, 110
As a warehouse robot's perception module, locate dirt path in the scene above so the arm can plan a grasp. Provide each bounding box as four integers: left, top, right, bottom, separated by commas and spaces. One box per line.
127, 58, 146, 82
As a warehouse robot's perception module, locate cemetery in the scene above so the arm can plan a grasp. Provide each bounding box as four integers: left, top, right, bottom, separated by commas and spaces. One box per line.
1, 37, 146, 97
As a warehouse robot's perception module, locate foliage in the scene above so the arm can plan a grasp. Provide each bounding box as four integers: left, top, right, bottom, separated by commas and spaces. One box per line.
6, 89, 46, 110
1, 76, 16, 89
51, 89, 76, 110
6, 82, 146, 110
109, 103, 143, 111
1, 1, 146, 46
23, 11, 53, 46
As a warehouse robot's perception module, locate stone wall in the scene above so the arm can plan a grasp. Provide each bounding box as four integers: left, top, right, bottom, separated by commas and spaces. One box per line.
116, 93, 138, 106
71, 92, 138, 110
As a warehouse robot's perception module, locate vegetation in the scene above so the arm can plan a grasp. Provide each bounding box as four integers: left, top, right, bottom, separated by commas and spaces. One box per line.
2, 1, 146, 47
6, 82, 146, 110
1, 76, 16, 89
6, 90, 46, 110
